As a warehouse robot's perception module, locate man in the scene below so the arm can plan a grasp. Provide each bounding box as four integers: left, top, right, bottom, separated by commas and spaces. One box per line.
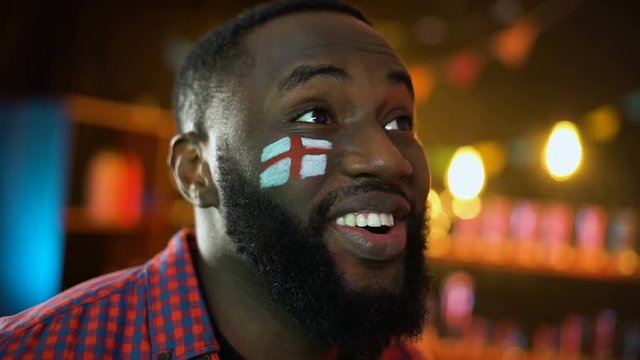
0, 1, 431, 359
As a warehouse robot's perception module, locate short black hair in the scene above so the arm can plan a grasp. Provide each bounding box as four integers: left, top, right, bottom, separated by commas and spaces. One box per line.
173, 0, 370, 134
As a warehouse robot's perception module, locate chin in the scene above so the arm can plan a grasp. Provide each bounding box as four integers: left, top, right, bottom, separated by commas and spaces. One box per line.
330, 247, 407, 293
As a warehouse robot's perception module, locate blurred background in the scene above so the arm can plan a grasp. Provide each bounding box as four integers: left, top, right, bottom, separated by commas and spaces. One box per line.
1, 0, 639, 358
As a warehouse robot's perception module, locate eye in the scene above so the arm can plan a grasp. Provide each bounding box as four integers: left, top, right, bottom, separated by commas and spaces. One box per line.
384, 116, 413, 131
292, 109, 330, 124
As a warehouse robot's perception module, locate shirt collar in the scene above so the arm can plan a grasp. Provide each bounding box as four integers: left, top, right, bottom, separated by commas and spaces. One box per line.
145, 229, 220, 359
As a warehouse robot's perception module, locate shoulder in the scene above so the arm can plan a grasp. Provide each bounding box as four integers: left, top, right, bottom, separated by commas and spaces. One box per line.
0, 265, 147, 356
382, 341, 430, 360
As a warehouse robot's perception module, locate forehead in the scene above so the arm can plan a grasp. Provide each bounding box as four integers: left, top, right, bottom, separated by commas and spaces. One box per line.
242, 11, 406, 84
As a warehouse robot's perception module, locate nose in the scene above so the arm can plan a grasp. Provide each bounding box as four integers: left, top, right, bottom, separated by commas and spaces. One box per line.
339, 125, 413, 182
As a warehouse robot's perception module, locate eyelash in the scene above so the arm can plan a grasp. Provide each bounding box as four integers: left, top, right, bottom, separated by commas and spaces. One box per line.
289, 107, 413, 131
289, 107, 333, 125
387, 115, 414, 131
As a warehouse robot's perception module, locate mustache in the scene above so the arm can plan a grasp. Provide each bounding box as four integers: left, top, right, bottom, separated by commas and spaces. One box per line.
311, 180, 411, 223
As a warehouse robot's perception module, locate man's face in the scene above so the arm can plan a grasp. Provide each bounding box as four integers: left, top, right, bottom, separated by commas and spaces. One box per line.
228, 11, 430, 290
212, 11, 431, 354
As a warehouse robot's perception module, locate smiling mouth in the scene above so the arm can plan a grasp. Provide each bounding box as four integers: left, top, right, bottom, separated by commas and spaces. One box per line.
335, 212, 395, 235
322, 189, 412, 261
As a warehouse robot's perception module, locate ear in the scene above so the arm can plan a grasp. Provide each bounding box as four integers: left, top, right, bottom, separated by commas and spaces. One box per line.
168, 133, 219, 208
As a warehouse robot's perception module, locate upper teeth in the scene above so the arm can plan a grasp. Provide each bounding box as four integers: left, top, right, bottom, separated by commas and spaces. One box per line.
335, 213, 394, 227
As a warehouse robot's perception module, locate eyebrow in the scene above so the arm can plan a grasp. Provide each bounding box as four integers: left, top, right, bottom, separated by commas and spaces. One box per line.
388, 70, 415, 100
277, 64, 350, 94
276, 63, 415, 99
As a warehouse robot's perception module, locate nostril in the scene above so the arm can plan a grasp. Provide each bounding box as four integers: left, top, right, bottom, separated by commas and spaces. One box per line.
398, 157, 413, 177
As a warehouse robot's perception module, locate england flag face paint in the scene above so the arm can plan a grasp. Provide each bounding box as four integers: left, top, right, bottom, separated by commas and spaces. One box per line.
259, 135, 332, 188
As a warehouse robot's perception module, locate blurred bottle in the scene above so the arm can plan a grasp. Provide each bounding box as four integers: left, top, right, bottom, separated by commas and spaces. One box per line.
532, 323, 559, 360
480, 196, 511, 263
85, 150, 144, 229
607, 209, 639, 276
559, 314, 586, 360
494, 319, 528, 360
451, 209, 482, 260
623, 322, 640, 360
608, 209, 638, 252
510, 199, 542, 267
574, 205, 608, 271
593, 309, 616, 360
539, 202, 575, 270
441, 271, 476, 338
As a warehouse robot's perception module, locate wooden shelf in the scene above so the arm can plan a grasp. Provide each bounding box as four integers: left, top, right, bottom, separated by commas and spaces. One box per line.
65, 206, 150, 234
65, 95, 175, 138
427, 236, 640, 285
411, 330, 607, 360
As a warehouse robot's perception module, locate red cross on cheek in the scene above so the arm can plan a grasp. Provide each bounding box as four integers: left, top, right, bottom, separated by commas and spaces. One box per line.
261, 136, 330, 180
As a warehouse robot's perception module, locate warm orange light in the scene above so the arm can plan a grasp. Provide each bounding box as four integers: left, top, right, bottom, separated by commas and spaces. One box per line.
493, 18, 539, 68
617, 250, 639, 275
428, 236, 452, 257
428, 189, 452, 252
439, 189, 454, 217
428, 189, 442, 216
408, 64, 436, 104
584, 105, 621, 144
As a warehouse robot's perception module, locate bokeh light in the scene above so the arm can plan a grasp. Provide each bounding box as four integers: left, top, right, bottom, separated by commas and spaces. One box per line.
617, 250, 639, 275
452, 196, 483, 220
408, 64, 436, 104
622, 89, 640, 123
584, 105, 621, 144
543, 121, 583, 181
428, 189, 453, 252
441, 272, 476, 335
428, 189, 442, 216
445, 50, 485, 89
446, 146, 486, 200
493, 18, 539, 68
439, 189, 454, 217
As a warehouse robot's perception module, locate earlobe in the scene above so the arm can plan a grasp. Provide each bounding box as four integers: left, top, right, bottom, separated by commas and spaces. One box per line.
168, 133, 219, 208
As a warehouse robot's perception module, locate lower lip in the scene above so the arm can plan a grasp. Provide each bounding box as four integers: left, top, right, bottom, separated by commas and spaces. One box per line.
327, 221, 407, 261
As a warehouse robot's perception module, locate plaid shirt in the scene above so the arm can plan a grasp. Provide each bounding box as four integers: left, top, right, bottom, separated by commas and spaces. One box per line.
0, 230, 425, 359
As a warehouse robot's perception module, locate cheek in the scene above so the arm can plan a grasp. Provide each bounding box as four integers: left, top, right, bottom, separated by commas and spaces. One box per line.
266, 177, 326, 218
258, 135, 333, 189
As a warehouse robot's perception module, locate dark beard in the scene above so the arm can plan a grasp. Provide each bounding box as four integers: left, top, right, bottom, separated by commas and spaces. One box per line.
217, 154, 431, 359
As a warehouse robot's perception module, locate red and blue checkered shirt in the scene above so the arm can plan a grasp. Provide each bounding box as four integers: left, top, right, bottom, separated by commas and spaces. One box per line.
0, 230, 425, 359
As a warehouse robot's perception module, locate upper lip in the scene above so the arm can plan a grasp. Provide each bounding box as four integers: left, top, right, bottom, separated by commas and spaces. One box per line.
325, 191, 411, 221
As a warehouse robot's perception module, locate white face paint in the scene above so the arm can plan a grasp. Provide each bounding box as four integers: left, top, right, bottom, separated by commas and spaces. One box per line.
259, 135, 332, 188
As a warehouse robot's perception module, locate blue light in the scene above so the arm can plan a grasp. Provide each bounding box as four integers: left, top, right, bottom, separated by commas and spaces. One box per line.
622, 89, 640, 123
0, 99, 70, 315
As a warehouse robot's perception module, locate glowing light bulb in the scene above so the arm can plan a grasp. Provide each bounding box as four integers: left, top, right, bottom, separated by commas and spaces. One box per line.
446, 146, 486, 200
544, 121, 582, 181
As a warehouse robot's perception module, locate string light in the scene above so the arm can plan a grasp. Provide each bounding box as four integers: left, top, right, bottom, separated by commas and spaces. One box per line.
446, 146, 486, 200
543, 121, 583, 181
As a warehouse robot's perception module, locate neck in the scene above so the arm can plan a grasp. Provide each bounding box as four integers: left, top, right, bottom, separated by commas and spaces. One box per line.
194, 209, 333, 360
